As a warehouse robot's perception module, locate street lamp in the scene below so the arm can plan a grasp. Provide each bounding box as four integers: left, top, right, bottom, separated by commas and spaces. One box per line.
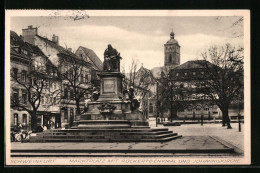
238, 95, 242, 132
168, 80, 173, 122
156, 81, 159, 127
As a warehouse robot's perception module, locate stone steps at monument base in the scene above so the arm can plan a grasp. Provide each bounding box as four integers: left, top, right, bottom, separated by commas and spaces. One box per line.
46, 128, 170, 133
36, 130, 173, 136
74, 120, 131, 124
32, 133, 178, 140
24, 135, 182, 143
24, 127, 181, 143
75, 124, 131, 129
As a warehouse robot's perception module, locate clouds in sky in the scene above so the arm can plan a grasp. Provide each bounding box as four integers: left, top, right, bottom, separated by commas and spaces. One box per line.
10, 16, 243, 72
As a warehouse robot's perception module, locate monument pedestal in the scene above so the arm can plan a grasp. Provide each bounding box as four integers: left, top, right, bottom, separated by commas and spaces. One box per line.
97, 72, 124, 101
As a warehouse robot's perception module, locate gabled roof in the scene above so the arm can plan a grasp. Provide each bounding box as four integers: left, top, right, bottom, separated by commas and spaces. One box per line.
174, 60, 213, 70
35, 34, 69, 55
10, 31, 32, 51
77, 46, 103, 71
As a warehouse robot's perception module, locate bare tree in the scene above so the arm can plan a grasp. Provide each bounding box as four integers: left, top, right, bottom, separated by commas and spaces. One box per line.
57, 52, 93, 116
11, 67, 57, 131
199, 44, 244, 129
128, 58, 139, 88
158, 68, 190, 121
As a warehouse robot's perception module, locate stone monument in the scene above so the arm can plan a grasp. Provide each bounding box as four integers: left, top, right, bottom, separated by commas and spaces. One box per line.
26, 44, 182, 143
81, 44, 143, 123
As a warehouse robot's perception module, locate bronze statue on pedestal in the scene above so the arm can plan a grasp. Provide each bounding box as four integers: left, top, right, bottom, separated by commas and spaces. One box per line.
103, 44, 122, 72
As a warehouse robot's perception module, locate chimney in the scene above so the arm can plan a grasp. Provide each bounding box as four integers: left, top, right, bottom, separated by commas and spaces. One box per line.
20, 35, 24, 41
52, 34, 59, 45
22, 25, 38, 45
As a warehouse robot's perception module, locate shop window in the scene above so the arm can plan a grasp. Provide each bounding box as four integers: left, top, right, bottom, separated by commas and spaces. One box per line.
149, 103, 153, 113
64, 108, 68, 123
14, 113, 18, 126
22, 114, 27, 125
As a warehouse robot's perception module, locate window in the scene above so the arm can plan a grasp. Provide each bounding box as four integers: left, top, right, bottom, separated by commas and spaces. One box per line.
81, 74, 84, 83
196, 107, 201, 111
184, 72, 187, 76
21, 70, 26, 82
193, 72, 196, 76
176, 73, 179, 77
14, 113, 18, 126
12, 89, 19, 104
12, 68, 18, 79
70, 108, 74, 118
34, 61, 38, 70
85, 74, 88, 83
53, 82, 56, 89
41, 96, 45, 105
204, 108, 209, 111
188, 109, 192, 111
169, 54, 172, 63
201, 71, 204, 75
64, 88, 68, 99
180, 84, 184, 88
64, 108, 68, 123
70, 89, 74, 99
38, 62, 42, 69
45, 80, 49, 89
22, 114, 27, 125
22, 91, 27, 105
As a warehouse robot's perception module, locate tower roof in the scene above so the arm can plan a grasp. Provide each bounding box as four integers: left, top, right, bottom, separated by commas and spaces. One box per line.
165, 31, 179, 45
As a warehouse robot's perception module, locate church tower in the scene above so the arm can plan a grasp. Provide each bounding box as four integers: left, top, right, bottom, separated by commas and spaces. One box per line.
164, 31, 180, 68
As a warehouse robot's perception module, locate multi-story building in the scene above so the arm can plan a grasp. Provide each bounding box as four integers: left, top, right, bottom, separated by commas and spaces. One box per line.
20, 25, 102, 128
10, 30, 60, 130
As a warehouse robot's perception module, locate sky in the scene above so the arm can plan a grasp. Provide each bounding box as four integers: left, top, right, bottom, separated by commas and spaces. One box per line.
10, 16, 243, 72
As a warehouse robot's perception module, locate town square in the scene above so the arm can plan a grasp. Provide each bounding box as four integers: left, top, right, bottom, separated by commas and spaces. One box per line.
5, 10, 250, 165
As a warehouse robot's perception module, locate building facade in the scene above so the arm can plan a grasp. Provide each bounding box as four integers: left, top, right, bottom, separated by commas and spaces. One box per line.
11, 26, 102, 129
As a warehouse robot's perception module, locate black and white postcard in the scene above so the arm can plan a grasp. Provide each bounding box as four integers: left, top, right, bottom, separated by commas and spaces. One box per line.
5, 10, 250, 165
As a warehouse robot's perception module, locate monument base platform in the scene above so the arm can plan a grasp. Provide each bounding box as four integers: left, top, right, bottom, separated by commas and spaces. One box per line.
25, 120, 182, 143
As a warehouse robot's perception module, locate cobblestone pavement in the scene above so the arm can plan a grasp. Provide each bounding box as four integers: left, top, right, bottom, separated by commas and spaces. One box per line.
149, 119, 244, 150
11, 136, 228, 151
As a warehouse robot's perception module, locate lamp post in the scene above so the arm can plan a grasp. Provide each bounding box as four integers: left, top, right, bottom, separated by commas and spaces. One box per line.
156, 81, 159, 127
238, 96, 241, 132
168, 81, 173, 122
